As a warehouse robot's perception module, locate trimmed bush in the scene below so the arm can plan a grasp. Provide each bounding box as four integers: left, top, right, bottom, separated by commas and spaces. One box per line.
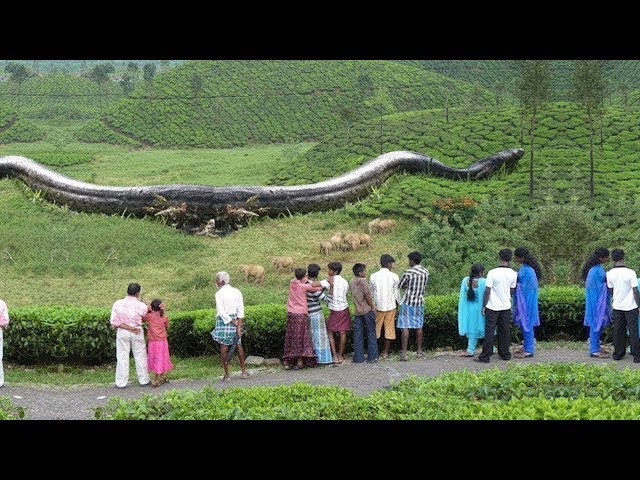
96, 364, 640, 420
2, 286, 592, 364
0, 398, 25, 420
4, 306, 114, 365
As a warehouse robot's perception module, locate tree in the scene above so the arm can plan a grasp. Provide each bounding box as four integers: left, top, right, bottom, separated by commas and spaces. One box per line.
619, 80, 629, 108
5, 62, 31, 112
516, 60, 552, 198
160, 60, 171, 71
5, 62, 30, 84
571, 60, 608, 199
88, 62, 115, 84
120, 73, 135, 95
88, 63, 115, 110
143, 62, 157, 83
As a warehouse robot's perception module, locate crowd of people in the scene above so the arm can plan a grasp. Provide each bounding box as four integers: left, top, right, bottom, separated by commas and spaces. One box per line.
1, 246, 640, 388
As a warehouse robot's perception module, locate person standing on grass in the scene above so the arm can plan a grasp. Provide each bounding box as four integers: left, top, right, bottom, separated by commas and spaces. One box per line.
143, 299, 173, 387
397, 251, 429, 361
322, 262, 351, 364
212, 271, 249, 381
512, 247, 542, 359
284, 268, 323, 370
350, 263, 378, 363
370, 254, 400, 359
306, 264, 333, 365
582, 247, 611, 358
606, 249, 640, 363
0, 298, 9, 388
457, 263, 486, 357
475, 249, 517, 364
110, 283, 151, 388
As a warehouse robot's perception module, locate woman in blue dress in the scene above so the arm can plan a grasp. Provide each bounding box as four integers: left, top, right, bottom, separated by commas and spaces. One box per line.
582, 247, 611, 358
513, 247, 542, 358
457, 263, 486, 357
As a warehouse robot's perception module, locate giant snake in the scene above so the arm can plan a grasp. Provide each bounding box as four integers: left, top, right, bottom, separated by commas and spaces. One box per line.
0, 148, 524, 222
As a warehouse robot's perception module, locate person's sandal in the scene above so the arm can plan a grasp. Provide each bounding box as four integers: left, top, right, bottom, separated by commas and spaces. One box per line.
513, 351, 534, 358
151, 380, 160, 387
590, 351, 610, 358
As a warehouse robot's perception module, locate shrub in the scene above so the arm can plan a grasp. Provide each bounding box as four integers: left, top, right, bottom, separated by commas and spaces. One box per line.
96, 364, 640, 420
0, 286, 593, 364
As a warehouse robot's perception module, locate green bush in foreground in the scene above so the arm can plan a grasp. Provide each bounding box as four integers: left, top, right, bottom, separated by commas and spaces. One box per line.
3, 286, 592, 364
0, 398, 25, 419
96, 363, 640, 420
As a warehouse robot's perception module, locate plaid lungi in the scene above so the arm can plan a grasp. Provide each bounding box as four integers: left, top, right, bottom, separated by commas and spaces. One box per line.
211, 315, 241, 346
396, 304, 424, 329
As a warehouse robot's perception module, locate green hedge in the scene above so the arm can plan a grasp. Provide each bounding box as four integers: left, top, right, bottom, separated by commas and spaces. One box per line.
0, 398, 25, 420
3, 286, 594, 365
96, 363, 640, 420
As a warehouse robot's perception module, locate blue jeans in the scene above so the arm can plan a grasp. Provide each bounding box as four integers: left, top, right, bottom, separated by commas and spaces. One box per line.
353, 310, 378, 363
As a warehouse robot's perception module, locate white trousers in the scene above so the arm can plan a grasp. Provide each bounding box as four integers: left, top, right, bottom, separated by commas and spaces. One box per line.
115, 328, 150, 387
0, 328, 4, 387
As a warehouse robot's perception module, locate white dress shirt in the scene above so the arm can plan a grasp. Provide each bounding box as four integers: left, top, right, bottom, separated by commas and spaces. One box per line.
370, 268, 400, 311
215, 283, 245, 324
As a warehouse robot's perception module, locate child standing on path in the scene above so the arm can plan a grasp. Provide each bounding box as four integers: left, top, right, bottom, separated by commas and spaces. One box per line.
143, 299, 174, 387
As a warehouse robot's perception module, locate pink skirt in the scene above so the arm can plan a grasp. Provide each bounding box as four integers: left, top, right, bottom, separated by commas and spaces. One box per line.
147, 340, 174, 374
326, 308, 352, 332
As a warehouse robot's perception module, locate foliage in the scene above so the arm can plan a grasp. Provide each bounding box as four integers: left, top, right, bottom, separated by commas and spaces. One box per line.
4, 62, 31, 84
0, 287, 599, 364
77, 60, 495, 148
0, 74, 123, 120
0, 398, 25, 419
97, 364, 640, 419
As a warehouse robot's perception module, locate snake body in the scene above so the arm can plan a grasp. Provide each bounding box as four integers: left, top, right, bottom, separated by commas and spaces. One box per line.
0, 148, 524, 218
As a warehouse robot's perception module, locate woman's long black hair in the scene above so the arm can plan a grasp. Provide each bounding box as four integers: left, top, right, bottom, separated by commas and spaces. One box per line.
581, 247, 610, 282
467, 263, 485, 301
514, 247, 543, 281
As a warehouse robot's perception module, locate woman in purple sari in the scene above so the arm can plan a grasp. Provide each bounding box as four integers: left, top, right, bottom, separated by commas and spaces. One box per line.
513, 247, 542, 358
582, 247, 611, 358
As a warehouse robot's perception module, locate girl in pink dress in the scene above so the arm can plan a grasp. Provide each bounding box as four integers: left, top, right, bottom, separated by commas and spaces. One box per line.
143, 299, 174, 387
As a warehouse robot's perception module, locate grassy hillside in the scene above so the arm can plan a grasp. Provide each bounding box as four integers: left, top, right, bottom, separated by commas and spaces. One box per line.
406, 60, 640, 102
76, 60, 496, 148
272, 102, 640, 217
0, 105, 45, 143
0, 74, 123, 120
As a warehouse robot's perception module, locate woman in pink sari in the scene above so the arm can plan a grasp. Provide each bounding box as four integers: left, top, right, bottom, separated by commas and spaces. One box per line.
143, 299, 174, 386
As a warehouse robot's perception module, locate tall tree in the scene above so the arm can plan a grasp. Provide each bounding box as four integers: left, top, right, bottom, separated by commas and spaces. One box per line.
143, 62, 157, 83
571, 60, 608, 199
88, 63, 115, 110
516, 60, 552, 198
5, 62, 31, 112
619, 80, 629, 109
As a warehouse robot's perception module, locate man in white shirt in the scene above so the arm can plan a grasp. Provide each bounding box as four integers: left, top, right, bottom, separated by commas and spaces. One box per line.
475, 249, 517, 363
110, 283, 151, 388
370, 254, 400, 359
606, 249, 640, 362
212, 271, 248, 380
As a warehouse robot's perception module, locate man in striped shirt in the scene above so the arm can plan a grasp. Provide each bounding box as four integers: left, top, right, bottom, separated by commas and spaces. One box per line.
397, 251, 429, 361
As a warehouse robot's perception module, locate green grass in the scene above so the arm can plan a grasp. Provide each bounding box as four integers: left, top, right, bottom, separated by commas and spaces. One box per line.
4, 356, 226, 386
0, 137, 417, 309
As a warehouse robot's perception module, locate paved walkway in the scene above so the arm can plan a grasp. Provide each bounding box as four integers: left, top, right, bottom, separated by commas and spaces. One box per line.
1, 347, 638, 419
